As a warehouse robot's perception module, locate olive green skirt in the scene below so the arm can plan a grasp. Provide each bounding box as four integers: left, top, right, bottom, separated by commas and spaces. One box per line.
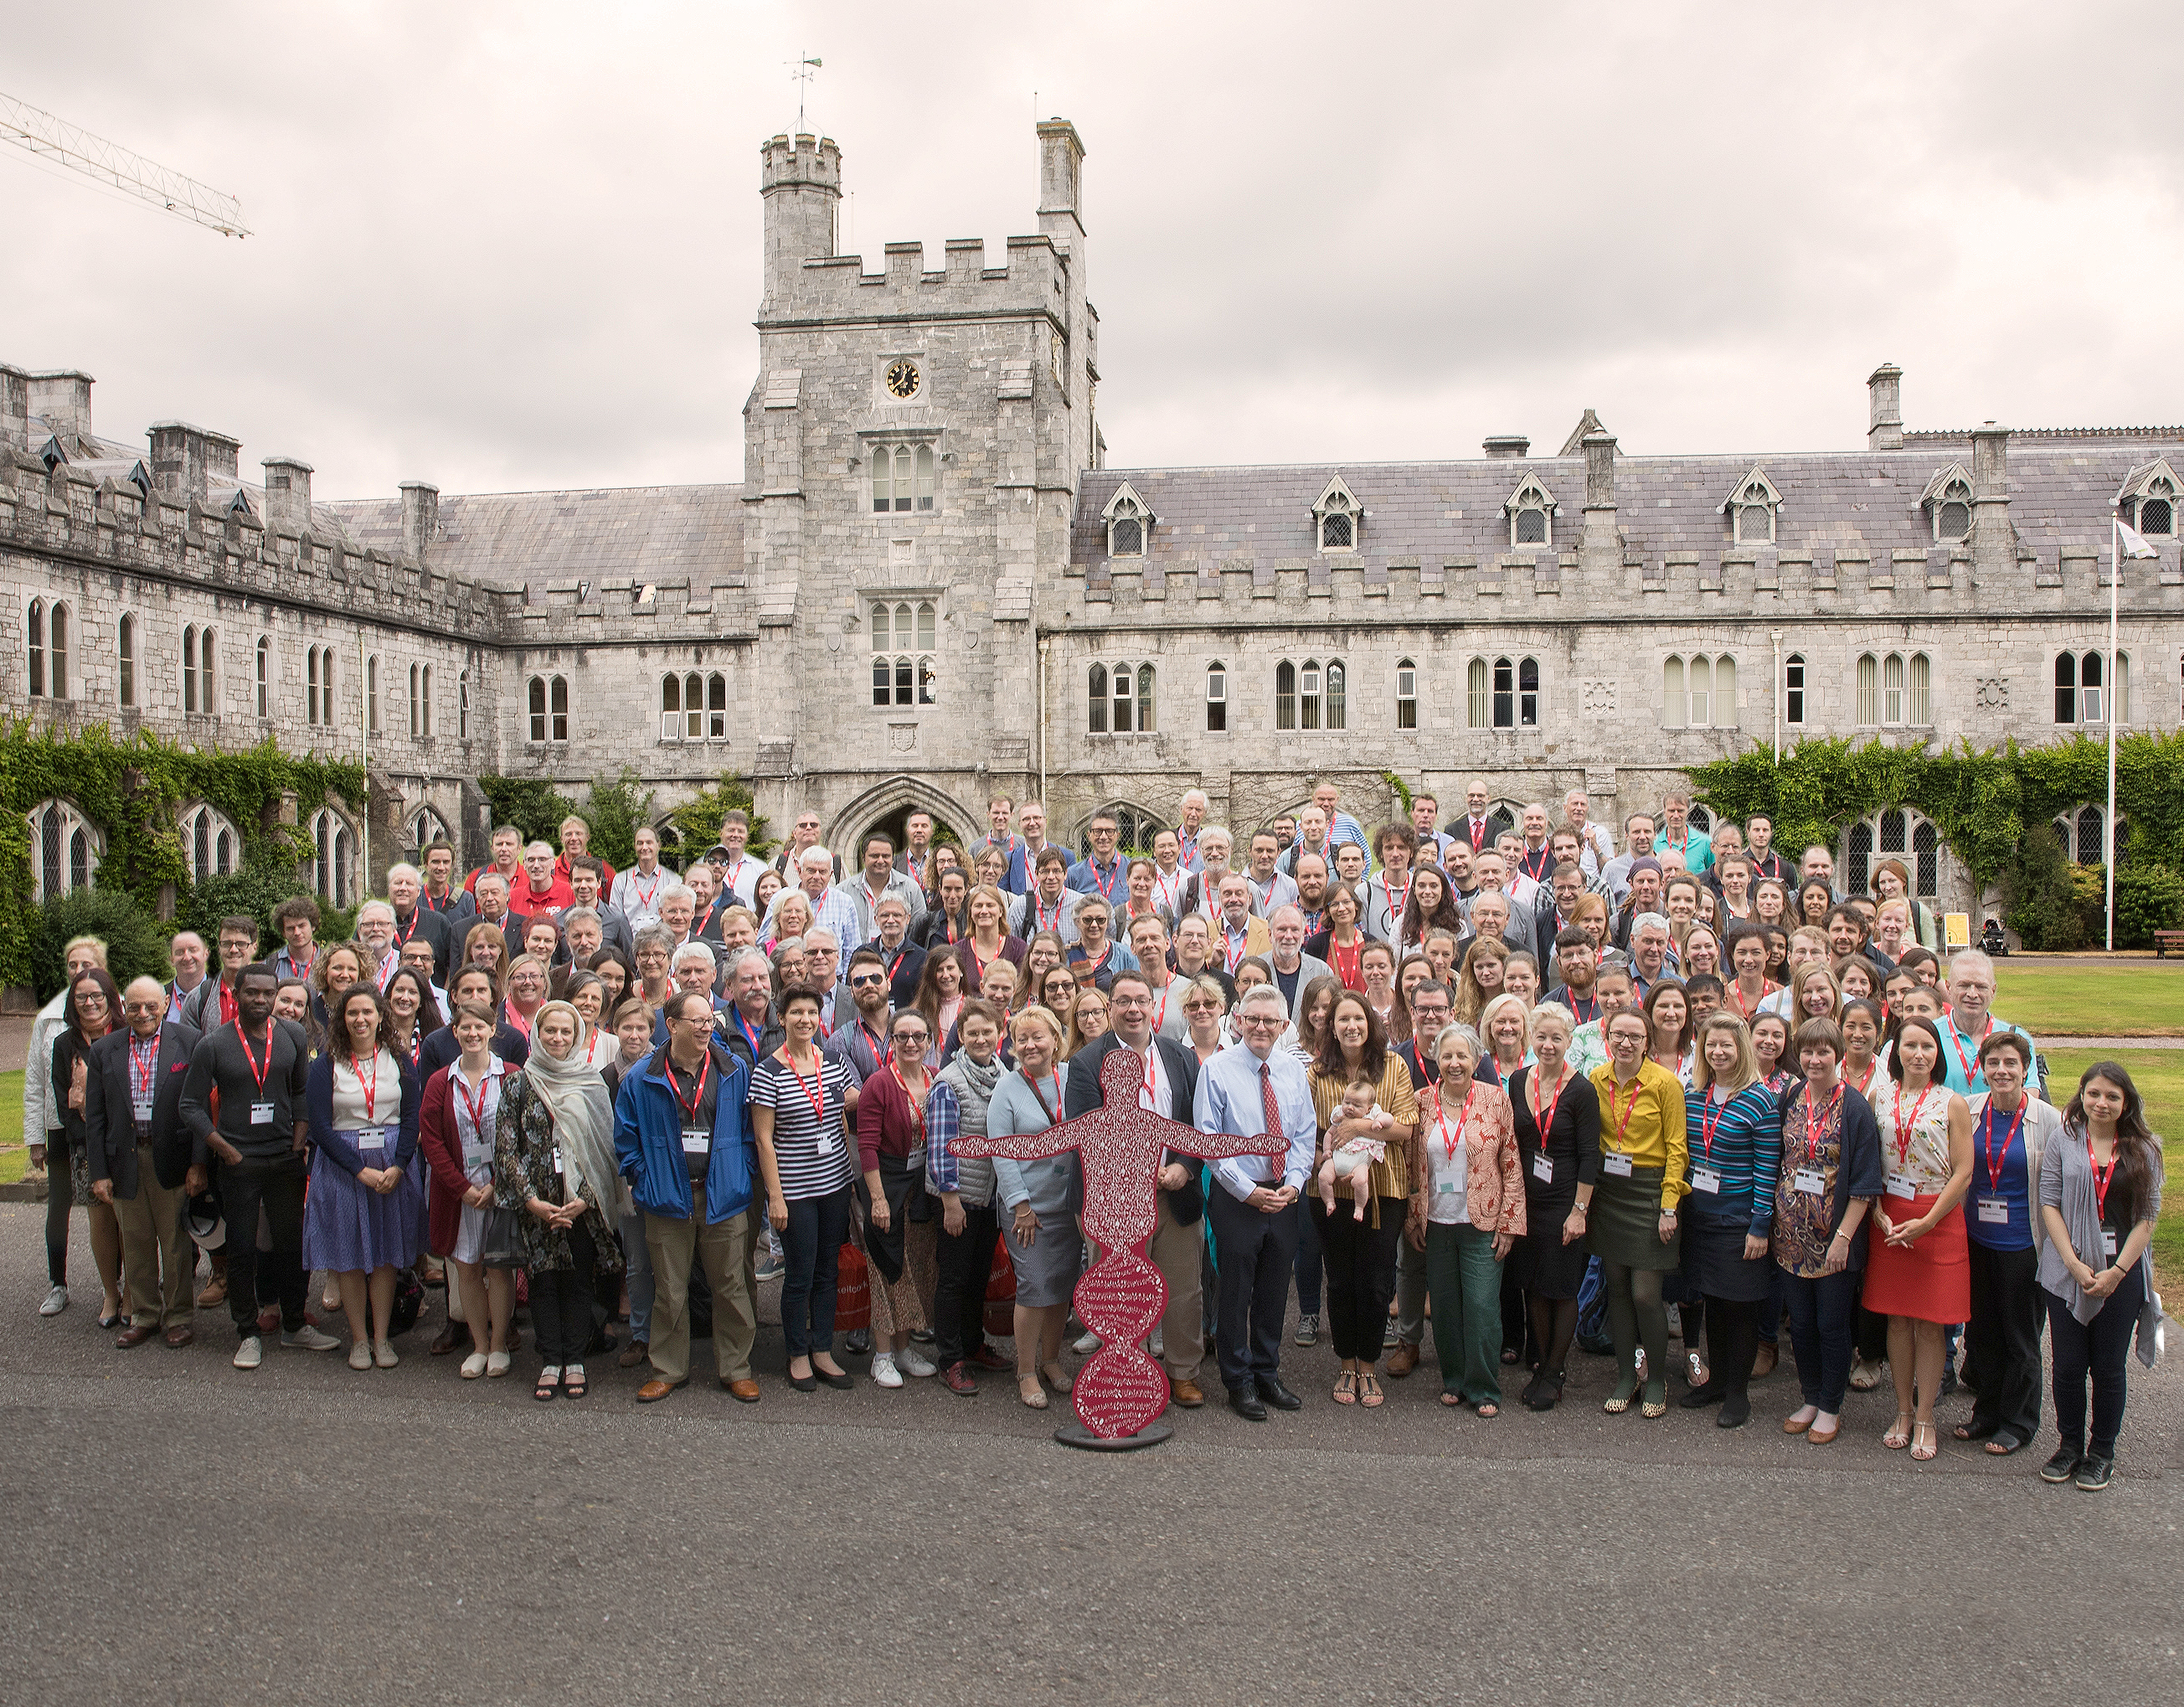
1586, 1165, 1682, 1271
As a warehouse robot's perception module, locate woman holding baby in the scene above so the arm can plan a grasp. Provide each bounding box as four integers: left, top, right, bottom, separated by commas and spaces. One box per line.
1417, 1022, 1526, 1416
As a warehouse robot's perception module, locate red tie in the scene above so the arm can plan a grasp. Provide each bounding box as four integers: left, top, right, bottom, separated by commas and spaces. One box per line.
1260, 1064, 1285, 1187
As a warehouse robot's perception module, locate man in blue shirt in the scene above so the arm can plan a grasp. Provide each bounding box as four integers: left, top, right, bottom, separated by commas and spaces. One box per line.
1067, 810, 1127, 907
1195, 984, 1318, 1421
1311, 781, 1370, 859
1937, 950, 2044, 1099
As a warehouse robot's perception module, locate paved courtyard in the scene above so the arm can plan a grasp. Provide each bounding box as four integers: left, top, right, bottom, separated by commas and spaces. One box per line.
2, 1204, 2175, 1706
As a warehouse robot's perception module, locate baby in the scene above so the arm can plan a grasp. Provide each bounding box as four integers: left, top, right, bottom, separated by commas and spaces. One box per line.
1318, 1075, 1395, 1221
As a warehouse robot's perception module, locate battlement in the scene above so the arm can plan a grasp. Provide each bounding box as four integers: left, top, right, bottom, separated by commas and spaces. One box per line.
767, 232, 1065, 324
760, 132, 842, 193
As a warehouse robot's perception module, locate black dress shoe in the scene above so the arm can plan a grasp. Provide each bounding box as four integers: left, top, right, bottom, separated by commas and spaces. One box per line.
844, 1328, 872, 1355
1228, 1386, 1268, 1421
1256, 1375, 1303, 1411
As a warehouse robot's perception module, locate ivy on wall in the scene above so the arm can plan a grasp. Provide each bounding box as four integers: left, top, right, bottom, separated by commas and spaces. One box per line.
476, 768, 775, 869
1, 720, 363, 993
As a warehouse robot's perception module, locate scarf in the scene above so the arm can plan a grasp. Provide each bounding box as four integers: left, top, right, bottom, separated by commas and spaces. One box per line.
519, 1002, 626, 1217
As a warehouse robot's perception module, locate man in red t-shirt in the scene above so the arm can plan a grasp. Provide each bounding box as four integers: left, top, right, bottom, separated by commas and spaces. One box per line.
465, 824, 525, 898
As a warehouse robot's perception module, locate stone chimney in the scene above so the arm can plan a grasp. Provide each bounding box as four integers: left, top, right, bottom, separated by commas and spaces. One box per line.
1038, 118, 1086, 237
1483, 434, 1530, 459
1970, 422, 2011, 578
759, 133, 841, 312
1581, 431, 1618, 573
261, 456, 313, 535
28, 370, 93, 445
399, 481, 439, 565
0, 364, 27, 449
1867, 363, 1903, 451
148, 421, 242, 499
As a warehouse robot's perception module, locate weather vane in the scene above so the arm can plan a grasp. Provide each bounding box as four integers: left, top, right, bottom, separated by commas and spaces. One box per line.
788, 53, 822, 134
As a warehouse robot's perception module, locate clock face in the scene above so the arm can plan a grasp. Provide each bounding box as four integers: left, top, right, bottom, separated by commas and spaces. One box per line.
884, 358, 920, 400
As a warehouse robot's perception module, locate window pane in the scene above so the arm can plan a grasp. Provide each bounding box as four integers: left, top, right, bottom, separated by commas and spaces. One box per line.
2076, 806, 2103, 864
873, 453, 891, 513
50, 605, 68, 697
42, 808, 61, 901
1880, 809, 1907, 858
70, 826, 90, 891
1939, 500, 1970, 539
1883, 652, 1904, 725
870, 603, 889, 648
918, 657, 936, 706
1908, 653, 1930, 725
686, 673, 703, 737
1913, 820, 1939, 895
1714, 656, 1735, 727
1785, 653, 1805, 725
1206, 663, 1225, 703
1847, 821, 1872, 897
27, 601, 44, 697
183, 629, 197, 712
914, 445, 935, 510
894, 657, 912, 706
1325, 662, 1344, 730
1112, 517, 1142, 556
1493, 657, 1513, 729
917, 601, 935, 651
118, 616, 133, 707
1516, 508, 1546, 544
1688, 656, 1711, 726
894, 447, 911, 512
1518, 656, 1539, 727
1662, 658, 1685, 729
1089, 664, 1107, 732
662, 675, 680, 714
1275, 661, 1295, 730
1301, 658, 1320, 730
873, 657, 890, 707
1113, 664, 1133, 733
1321, 512, 1352, 549
1467, 658, 1487, 729
2115, 652, 2130, 725
1137, 663, 1155, 732
1857, 654, 1878, 725
708, 673, 727, 738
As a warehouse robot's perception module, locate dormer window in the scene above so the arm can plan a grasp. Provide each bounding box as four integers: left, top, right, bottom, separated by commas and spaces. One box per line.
1922, 464, 1974, 541
1503, 472, 1556, 549
1313, 476, 1361, 554
1102, 481, 1152, 559
1719, 466, 1782, 544
2115, 459, 2180, 537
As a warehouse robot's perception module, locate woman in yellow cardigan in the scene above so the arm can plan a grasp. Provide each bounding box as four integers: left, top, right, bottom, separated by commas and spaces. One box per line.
1586, 1008, 1688, 1418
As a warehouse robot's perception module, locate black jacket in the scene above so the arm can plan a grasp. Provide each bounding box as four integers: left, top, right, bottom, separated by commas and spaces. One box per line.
80, 1022, 202, 1195
1064, 1031, 1203, 1225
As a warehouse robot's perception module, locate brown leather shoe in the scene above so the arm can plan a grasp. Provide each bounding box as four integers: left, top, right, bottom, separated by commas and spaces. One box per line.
618, 1341, 649, 1369
194, 1278, 226, 1309
116, 1323, 157, 1349
163, 1326, 194, 1349
636, 1377, 684, 1404
1752, 1340, 1779, 1380
723, 1377, 761, 1403
1169, 1377, 1206, 1408
1385, 1340, 1420, 1379
430, 1321, 465, 1356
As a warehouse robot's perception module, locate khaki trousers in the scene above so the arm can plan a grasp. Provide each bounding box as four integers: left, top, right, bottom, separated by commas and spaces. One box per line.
114, 1147, 193, 1329
644, 1187, 757, 1385
1147, 1194, 1205, 1383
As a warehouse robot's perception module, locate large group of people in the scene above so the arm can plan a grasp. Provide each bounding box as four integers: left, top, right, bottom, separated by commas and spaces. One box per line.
23, 781, 2164, 1488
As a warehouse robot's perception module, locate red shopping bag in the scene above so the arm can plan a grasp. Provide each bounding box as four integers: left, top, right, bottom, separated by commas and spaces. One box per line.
834, 1240, 871, 1331
982, 1235, 1017, 1336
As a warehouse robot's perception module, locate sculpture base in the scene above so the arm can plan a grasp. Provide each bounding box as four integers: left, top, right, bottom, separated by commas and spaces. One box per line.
1054, 1420, 1173, 1452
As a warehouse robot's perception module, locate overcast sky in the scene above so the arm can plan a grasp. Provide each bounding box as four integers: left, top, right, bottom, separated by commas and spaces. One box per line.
5, 2, 2179, 501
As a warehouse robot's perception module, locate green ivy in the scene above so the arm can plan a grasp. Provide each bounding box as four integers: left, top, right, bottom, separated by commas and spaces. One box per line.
578, 769, 654, 873
476, 776, 579, 853
1, 721, 363, 994
664, 772, 775, 859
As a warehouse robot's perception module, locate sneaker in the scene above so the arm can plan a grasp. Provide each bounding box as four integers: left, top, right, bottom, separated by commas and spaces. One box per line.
1149, 1328, 1165, 1359
373, 1339, 399, 1369
754, 1251, 786, 1283
870, 1352, 904, 1389
1074, 1329, 1103, 1354
233, 1336, 263, 1370
844, 1328, 872, 1355
38, 1285, 69, 1318
2040, 1446, 2084, 1484
348, 1341, 373, 1370
281, 1324, 340, 1352
2073, 1456, 2114, 1492
1294, 1313, 1319, 1349
897, 1345, 937, 1379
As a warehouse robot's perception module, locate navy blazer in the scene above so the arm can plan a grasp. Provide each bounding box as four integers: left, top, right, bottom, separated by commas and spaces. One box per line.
83, 1022, 201, 1197
1065, 1030, 1203, 1225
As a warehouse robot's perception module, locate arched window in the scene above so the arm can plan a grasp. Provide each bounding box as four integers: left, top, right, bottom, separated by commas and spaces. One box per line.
117, 613, 135, 707
1466, 658, 1489, 729
662, 673, 688, 740
869, 600, 938, 708
255, 637, 270, 718
527, 674, 569, 743
1324, 660, 1346, 730
1842, 806, 1943, 899
457, 668, 470, 740
306, 645, 337, 728
200, 626, 216, 712
1908, 652, 1930, 725
1085, 805, 1161, 856
1662, 654, 1733, 729
26, 598, 44, 697
2054, 648, 2126, 725
1883, 652, 1904, 725
409, 663, 421, 736
1929, 473, 1973, 541
183, 625, 199, 712
367, 652, 380, 732
1300, 659, 1323, 730
306, 807, 354, 906
1661, 657, 1686, 729
707, 671, 728, 740
1094, 662, 1153, 734
1314, 478, 1360, 553
1205, 660, 1227, 731
2056, 804, 2128, 865
180, 803, 240, 883
1089, 663, 1109, 733
1109, 490, 1146, 558
1494, 657, 1517, 728
1783, 652, 1806, 725
871, 442, 937, 513
1275, 660, 1297, 730
1395, 658, 1417, 730
47, 601, 70, 699
28, 800, 100, 903
420, 664, 433, 736
411, 806, 451, 851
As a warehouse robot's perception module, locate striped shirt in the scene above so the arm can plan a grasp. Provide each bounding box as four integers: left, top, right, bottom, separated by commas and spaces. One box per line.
1682, 1080, 1784, 1236
748, 1052, 857, 1201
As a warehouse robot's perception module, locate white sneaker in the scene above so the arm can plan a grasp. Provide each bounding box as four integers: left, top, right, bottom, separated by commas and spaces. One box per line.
897, 1346, 937, 1379
1074, 1329, 1102, 1354
348, 1341, 373, 1370
281, 1324, 341, 1352
233, 1336, 263, 1370
1149, 1328, 1165, 1359
38, 1285, 69, 1318
461, 1352, 488, 1379
373, 1339, 399, 1369
870, 1352, 904, 1388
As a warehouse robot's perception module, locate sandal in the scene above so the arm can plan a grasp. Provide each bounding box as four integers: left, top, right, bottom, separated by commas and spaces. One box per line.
1040, 1359, 1074, 1394
561, 1363, 587, 1400
533, 1365, 562, 1401
1952, 1421, 1995, 1442
1476, 1401, 1499, 1419
1440, 1390, 1463, 1406
1883, 1411, 1914, 1450
1910, 1421, 1937, 1462
1017, 1374, 1048, 1408
1985, 1429, 2028, 1456
1333, 1369, 1358, 1405
1357, 1372, 1385, 1408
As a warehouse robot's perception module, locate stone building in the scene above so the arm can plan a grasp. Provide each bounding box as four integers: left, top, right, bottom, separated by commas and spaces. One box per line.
7, 116, 2182, 920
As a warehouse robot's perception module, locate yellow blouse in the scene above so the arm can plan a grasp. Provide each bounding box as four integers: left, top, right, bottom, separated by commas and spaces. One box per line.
1588, 1058, 1689, 1209
1310, 1056, 1422, 1206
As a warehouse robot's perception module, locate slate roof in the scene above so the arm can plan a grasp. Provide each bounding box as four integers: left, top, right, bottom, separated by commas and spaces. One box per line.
328, 484, 746, 592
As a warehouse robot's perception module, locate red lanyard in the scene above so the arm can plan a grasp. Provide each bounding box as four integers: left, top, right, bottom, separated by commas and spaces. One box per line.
1890, 1082, 1934, 1169
861, 1024, 889, 1075
734, 1009, 764, 1055
1132, 1043, 1158, 1106
219, 982, 239, 1028
967, 939, 999, 988
1601, 1071, 1645, 1154
2089, 1141, 2119, 1223
1981, 1100, 2025, 1194
1028, 1070, 1064, 1124
131, 1036, 157, 1105
693, 899, 718, 937
720, 859, 745, 899
782, 1049, 829, 1127
1944, 1016, 1991, 1086
1699, 1086, 1728, 1159
234, 1021, 272, 1097
1036, 893, 1066, 934
1331, 936, 1363, 989
677, 1051, 713, 1125
632, 869, 662, 910
1435, 1082, 1477, 1163
1089, 859, 1121, 903
1729, 980, 1772, 1020
1151, 982, 1170, 1034
888, 1060, 925, 1139
357, 1051, 380, 1122
1223, 927, 1248, 973
455, 1064, 494, 1138
1529, 1065, 1569, 1140
1254, 874, 1280, 912
1154, 870, 1182, 914
289, 945, 315, 982
1383, 878, 1411, 922
394, 911, 418, 947
1802, 1083, 1842, 1166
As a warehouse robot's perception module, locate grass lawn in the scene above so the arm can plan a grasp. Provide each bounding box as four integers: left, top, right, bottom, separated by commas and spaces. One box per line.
2044, 1048, 2182, 1290
1993, 964, 2184, 1037
0, 1070, 24, 1185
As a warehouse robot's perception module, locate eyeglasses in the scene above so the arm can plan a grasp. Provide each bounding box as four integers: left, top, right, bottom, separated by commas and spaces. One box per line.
849, 972, 886, 988
894, 1029, 929, 1044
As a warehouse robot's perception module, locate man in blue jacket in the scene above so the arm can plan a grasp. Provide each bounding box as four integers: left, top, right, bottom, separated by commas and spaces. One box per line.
615, 990, 761, 1405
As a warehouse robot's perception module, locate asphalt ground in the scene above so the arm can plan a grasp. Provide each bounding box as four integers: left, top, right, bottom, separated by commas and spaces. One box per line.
2, 1202, 2177, 1707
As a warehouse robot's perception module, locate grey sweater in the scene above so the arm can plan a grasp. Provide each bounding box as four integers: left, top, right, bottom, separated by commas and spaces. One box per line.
2037, 1125, 2163, 1325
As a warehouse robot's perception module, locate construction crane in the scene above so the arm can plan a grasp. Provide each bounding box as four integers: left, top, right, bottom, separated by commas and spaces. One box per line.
0, 89, 249, 237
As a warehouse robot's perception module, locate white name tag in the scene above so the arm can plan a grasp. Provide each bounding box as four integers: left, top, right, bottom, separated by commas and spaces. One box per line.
358, 1127, 389, 1156
2103, 1229, 2119, 1259
461, 1143, 492, 1173
250, 1101, 275, 1126
1885, 1170, 1918, 1200
1602, 1152, 1634, 1178
131, 1096, 153, 1121
816, 1132, 840, 1156
681, 1127, 710, 1155
1531, 1153, 1553, 1184
551, 1146, 563, 1176
1975, 1197, 2008, 1225
1691, 1167, 1721, 1195
1794, 1167, 1826, 1197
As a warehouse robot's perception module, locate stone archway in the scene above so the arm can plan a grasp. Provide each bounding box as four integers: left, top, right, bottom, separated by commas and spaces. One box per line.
826, 774, 977, 867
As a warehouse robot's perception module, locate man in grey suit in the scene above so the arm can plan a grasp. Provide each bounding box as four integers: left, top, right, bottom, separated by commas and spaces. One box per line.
85, 977, 201, 1348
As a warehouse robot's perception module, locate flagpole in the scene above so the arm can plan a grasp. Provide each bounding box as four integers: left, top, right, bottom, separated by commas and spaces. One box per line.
2105, 518, 2119, 952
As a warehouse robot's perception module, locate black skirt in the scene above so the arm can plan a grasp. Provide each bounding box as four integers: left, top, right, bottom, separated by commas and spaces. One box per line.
1507, 1221, 1589, 1299
866, 1152, 931, 1286
1681, 1211, 1774, 1302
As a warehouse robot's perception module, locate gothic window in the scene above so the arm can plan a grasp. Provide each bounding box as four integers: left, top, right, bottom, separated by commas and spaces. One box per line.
1721, 468, 1783, 544
458, 668, 470, 740
409, 663, 422, 736
28, 800, 100, 904
1105, 483, 1151, 558
2055, 804, 2127, 865
1089, 663, 1108, 734
420, 665, 433, 736
255, 637, 271, 718
367, 652, 380, 732
411, 806, 451, 852
2117, 462, 2180, 536
29, 599, 72, 699
183, 624, 202, 713
180, 803, 240, 884
1325, 660, 1346, 730
1313, 477, 1360, 554
1275, 660, 1296, 730
1466, 658, 1488, 730
1783, 652, 1806, 726
1843, 807, 1942, 899
871, 442, 937, 513
1092, 662, 1155, 733
307, 807, 354, 906
870, 601, 938, 708
1396, 658, 1417, 730
1505, 472, 1556, 549
2053, 649, 2127, 725
1924, 467, 1974, 541
306, 646, 337, 728
528, 673, 569, 743
1663, 654, 1736, 729
1205, 660, 1227, 731
116, 614, 134, 707
1300, 660, 1322, 730
26, 600, 44, 697
706, 671, 727, 740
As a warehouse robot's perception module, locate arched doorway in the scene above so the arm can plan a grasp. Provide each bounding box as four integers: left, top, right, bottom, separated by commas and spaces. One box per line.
827, 776, 976, 871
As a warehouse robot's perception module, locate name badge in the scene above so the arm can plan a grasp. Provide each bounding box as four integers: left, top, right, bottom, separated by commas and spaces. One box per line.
250, 1101, 276, 1126
131, 1096, 154, 1122
1691, 1167, 1721, 1195
681, 1127, 710, 1156
1794, 1167, 1826, 1196
551, 1146, 564, 1177
1531, 1153, 1553, 1184
816, 1132, 840, 1156
1602, 1152, 1634, 1178
1437, 1179, 1460, 1194
1885, 1170, 1917, 1200
2102, 1229, 2119, 1259
1975, 1197, 2008, 1225
461, 1142, 492, 1173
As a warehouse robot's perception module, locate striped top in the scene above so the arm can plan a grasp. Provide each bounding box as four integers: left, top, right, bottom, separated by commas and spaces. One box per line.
749, 1050, 857, 1201
1308, 1056, 1420, 1204
1682, 1080, 1784, 1237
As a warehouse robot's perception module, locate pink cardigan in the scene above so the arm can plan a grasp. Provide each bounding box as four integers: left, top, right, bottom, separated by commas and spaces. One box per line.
1421, 1080, 1527, 1235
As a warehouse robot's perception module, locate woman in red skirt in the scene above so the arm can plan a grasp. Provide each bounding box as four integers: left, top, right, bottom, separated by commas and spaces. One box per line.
1865, 1014, 1974, 1461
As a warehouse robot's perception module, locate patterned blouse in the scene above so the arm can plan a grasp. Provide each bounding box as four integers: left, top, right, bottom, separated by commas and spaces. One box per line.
1775, 1086, 1843, 1277
491, 1070, 626, 1275
1873, 1078, 1956, 1194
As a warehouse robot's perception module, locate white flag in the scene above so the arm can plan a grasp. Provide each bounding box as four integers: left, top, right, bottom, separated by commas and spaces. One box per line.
2118, 518, 2160, 560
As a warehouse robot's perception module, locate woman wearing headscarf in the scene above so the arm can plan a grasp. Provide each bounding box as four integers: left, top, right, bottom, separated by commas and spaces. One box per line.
496, 1000, 626, 1400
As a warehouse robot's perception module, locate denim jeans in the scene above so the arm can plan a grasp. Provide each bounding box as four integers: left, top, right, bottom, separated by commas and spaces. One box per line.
779, 1185, 852, 1360
1783, 1267, 1859, 1411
